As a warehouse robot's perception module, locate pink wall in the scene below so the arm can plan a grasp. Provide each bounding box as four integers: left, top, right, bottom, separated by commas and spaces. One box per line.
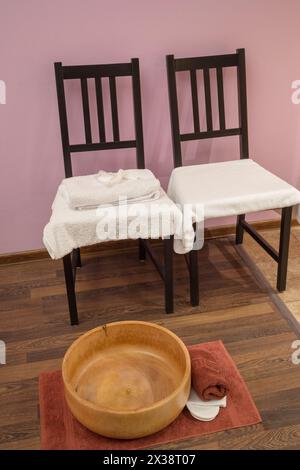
1, 0, 300, 254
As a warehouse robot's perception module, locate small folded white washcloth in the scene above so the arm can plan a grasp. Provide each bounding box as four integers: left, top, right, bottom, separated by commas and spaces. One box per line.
97, 169, 125, 186
186, 387, 227, 422
61, 169, 161, 210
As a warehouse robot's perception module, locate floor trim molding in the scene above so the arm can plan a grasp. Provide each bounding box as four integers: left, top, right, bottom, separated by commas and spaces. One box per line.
0, 218, 298, 266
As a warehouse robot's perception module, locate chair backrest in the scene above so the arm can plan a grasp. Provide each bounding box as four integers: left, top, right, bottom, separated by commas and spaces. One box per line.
166, 48, 249, 167
54, 59, 145, 177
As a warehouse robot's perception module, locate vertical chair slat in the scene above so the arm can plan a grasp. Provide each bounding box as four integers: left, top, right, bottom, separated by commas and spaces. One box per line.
131, 58, 145, 169
190, 69, 200, 133
109, 76, 120, 141
95, 77, 106, 142
216, 67, 226, 130
166, 54, 182, 167
203, 68, 213, 131
80, 78, 92, 143
54, 62, 73, 178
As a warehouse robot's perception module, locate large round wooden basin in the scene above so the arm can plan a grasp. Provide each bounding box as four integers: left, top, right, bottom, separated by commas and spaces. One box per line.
62, 321, 191, 439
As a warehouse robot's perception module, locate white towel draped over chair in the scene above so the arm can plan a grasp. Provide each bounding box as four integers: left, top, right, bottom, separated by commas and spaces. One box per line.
44, 57, 198, 324
43, 185, 188, 260
166, 49, 300, 305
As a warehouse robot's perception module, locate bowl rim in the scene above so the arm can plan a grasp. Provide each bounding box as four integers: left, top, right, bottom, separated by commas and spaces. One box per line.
62, 320, 191, 415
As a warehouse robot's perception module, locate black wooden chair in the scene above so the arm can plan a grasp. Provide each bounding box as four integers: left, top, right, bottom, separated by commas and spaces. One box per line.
166, 48, 300, 304
54, 58, 173, 324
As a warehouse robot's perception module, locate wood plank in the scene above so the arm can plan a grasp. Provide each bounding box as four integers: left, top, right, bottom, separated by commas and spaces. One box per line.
95, 76, 106, 142
190, 69, 200, 133
109, 76, 120, 141
80, 78, 92, 143
216, 66, 226, 130
203, 67, 213, 131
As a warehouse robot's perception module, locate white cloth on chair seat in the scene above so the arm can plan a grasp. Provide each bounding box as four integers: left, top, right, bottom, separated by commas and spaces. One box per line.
43, 186, 189, 259
168, 159, 300, 220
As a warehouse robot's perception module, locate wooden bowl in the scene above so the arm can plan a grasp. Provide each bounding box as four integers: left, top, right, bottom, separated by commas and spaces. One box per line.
62, 321, 191, 439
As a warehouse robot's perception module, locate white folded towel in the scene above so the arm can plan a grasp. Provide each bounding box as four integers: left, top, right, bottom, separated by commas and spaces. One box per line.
61, 169, 161, 210
74, 190, 161, 211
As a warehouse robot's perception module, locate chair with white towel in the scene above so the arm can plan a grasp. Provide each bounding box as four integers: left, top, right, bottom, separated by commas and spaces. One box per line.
47, 58, 177, 324
166, 48, 300, 305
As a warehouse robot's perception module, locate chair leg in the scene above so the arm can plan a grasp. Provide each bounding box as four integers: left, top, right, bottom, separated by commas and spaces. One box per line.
164, 237, 174, 313
74, 248, 82, 268
63, 254, 79, 325
139, 239, 146, 261
236, 214, 245, 244
189, 249, 199, 306
277, 206, 293, 292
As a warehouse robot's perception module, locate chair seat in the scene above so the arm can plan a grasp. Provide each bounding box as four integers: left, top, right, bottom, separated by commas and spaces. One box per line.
43, 187, 184, 259
168, 159, 300, 220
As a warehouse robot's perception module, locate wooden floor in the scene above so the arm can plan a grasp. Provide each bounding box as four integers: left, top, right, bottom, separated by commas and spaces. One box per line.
0, 235, 300, 450
243, 224, 300, 325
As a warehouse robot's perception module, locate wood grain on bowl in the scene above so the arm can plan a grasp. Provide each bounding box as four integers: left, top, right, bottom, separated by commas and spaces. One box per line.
62, 321, 191, 439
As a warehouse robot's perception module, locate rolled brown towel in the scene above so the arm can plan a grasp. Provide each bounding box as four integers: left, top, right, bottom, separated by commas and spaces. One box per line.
189, 348, 229, 401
